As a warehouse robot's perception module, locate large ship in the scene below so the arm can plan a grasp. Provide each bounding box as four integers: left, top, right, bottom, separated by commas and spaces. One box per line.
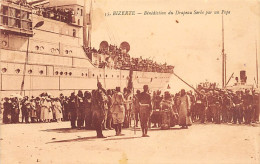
0, 0, 174, 97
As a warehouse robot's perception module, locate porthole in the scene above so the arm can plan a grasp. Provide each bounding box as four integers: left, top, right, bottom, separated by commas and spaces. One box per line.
1, 68, 7, 73
2, 41, 7, 47
106, 75, 108, 78
69, 72, 72, 76
92, 74, 95, 77
85, 73, 88, 76
60, 72, 63, 75
55, 71, 59, 75
39, 70, 43, 74
40, 46, 44, 50
15, 69, 20, 74
35, 46, 39, 50
81, 73, 84, 76
64, 72, 68, 75
28, 69, 32, 74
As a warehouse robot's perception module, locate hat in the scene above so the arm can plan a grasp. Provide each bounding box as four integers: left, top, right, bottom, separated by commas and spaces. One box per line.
116, 87, 121, 92
143, 85, 149, 90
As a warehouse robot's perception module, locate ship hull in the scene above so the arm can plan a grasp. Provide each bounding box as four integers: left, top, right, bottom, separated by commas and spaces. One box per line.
0, 63, 171, 97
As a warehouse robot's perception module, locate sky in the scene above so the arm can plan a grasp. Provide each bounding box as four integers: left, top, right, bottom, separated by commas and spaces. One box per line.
88, 0, 260, 92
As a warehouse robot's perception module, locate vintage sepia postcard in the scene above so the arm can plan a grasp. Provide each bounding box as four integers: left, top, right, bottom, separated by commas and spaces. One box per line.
0, 0, 259, 163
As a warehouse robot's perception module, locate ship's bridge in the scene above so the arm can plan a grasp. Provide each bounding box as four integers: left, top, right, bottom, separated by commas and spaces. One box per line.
0, 0, 33, 36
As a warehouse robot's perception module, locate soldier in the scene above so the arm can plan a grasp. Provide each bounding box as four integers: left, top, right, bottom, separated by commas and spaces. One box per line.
151, 90, 162, 128
91, 82, 107, 138
106, 89, 113, 130
84, 91, 92, 130
3, 98, 12, 124
243, 90, 253, 124
222, 92, 231, 123
196, 90, 207, 124
232, 91, 242, 124
139, 85, 152, 137
11, 98, 20, 123
68, 92, 77, 128
30, 98, 37, 123
35, 97, 41, 122
213, 91, 222, 124
111, 87, 125, 136
133, 90, 141, 127
76, 90, 84, 129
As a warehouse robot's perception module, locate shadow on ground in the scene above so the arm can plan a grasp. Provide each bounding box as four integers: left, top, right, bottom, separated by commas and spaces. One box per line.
46, 136, 98, 143
41, 128, 96, 133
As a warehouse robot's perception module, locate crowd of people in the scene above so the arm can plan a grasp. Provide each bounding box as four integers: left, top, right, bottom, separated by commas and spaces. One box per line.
1, 83, 259, 137
151, 88, 259, 128
84, 45, 174, 73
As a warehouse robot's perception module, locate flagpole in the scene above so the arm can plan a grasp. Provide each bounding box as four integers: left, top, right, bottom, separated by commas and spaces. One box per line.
256, 39, 259, 88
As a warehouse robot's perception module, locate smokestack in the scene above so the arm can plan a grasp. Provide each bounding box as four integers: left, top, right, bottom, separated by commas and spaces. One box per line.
240, 70, 247, 83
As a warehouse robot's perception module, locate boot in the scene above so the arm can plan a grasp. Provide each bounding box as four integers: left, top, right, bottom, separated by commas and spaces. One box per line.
114, 124, 118, 136
118, 123, 122, 136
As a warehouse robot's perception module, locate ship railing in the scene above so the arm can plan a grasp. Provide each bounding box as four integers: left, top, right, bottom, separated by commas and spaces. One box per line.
32, 7, 73, 24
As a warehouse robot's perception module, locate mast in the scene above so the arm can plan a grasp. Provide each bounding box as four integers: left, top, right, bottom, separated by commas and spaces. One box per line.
83, 0, 87, 47
87, 0, 92, 47
222, 14, 226, 88
256, 40, 259, 88
83, 0, 92, 48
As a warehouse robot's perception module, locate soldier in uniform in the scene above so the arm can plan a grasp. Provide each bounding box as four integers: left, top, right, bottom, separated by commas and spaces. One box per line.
68, 92, 77, 128
111, 87, 125, 136
139, 85, 152, 137
232, 91, 242, 124
3, 98, 12, 124
196, 90, 207, 123
91, 82, 107, 138
84, 91, 92, 130
243, 90, 253, 124
76, 90, 84, 129
213, 91, 222, 124
11, 97, 20, 123
133, 90, 141, 127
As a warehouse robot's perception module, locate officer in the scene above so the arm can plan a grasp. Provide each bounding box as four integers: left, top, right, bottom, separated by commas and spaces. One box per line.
91, 82, 107, 138
139, 85, 152, 137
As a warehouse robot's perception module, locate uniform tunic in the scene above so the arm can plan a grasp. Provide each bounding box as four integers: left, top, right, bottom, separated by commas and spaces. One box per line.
111, 92, 125, 124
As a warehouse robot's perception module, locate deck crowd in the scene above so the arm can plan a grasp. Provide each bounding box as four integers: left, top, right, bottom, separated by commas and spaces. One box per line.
1, 87, 259, 128
84, 45, 174, 73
